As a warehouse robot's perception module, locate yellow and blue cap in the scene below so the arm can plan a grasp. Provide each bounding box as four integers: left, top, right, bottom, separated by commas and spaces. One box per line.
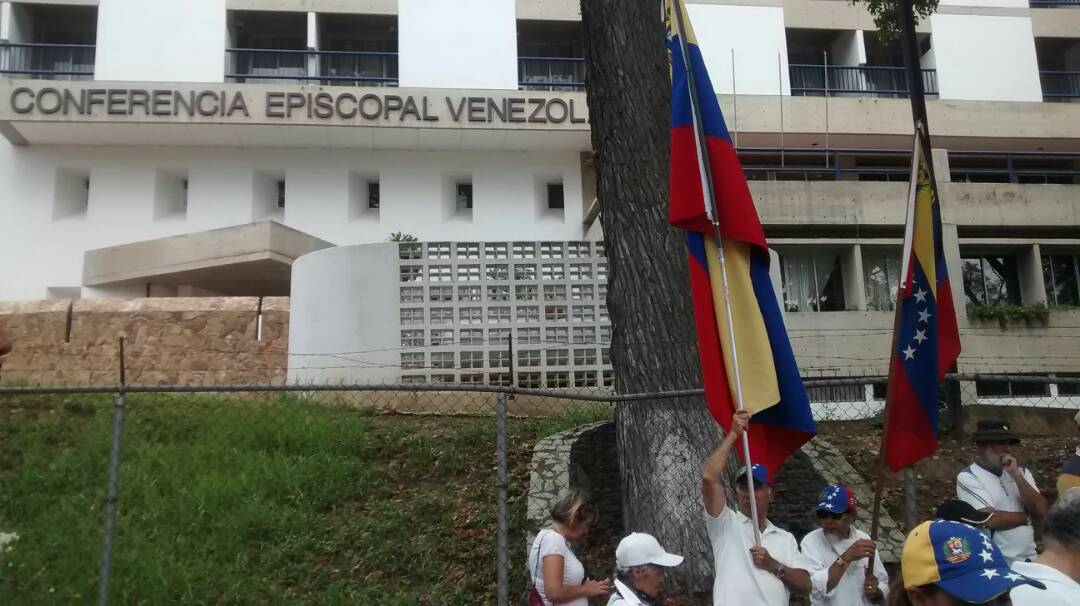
901, 520, 1044, 603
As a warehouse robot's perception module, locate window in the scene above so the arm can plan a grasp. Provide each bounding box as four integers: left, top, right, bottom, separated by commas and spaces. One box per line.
368, 181, 380, 209
571, 284, 594, 300
569, 263, 593, 280
600, 325, 611, 343
602, 370, 614, 387
975, 377, 1049, 398
429, 286, 453, 302
459, 307, 482, 324
595, 242, 606, 257
780, 252, 846, 312
456, 182, 473, 210
546, 349, 569, 366
431, 374, 455, 384
401, 330, 424, 348
807, 383, 866, 403
400, 266, 422, 283
546, 327, 568, 343
490, 328, 511, 344
962, 254, 1021, 307
276, 180, 286, 208
428, 265, 452, 282
574, 348, 597, 365
488, 372, 512, 386
431, 352, 455, 369
458, 286, 482, 302
540, 242, 564, 258
1056, 374, 1080, 397
489, 351, 510, 368
487, 264, 510, 281
428, 242, 451, 260
519, 372, 541, 388
401, 352, 424, 369
573, 326, 596, 344
863, 251, 902, 312
401, 308, 424, 324
399, 243, 421, 260
516, 305, 540, 322
599, 305, 609, 322
460, 373, 484, 384
488, 285, 510, 302
457, 242, 480, 259
601, 347, 611, 365
513, 242, 536, 258
461, 351, 484, 369
542, 263, 565, 281
597, 263, 608, 281
1042, 254, 1080, 307
430, 329, 454, 346
514, 264, 538, 281
460, 329, 483, 345
519, 350, 541, 367
599, 283, 607, 299
574, 371, 597, 387
458, 265, 481, 281
516, 285, 538, 301
572, 305, 595, 322
519, 327, 541, 344
544, 284, 567, 301
488, 306, 511, 323
567, 242, 591, 258
430, 308, 454, 324
547, 183, 565, 210
399, 287, 422, 303
485, 242, 508, 259
546, 371, 570, 388
545, 305, 568, 321
401, 374, 427, 384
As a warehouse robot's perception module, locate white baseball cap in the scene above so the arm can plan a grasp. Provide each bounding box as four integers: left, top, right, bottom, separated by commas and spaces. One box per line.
615, 533, 684, 568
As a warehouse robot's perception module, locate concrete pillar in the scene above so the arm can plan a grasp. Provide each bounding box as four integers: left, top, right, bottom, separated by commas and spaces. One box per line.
844, 244, 867, 311
1020, 243, 1047, 306
306, 12, 319, 79
0, 2, 11, 40
941, 223, 966, 319
931, 148, 951, 183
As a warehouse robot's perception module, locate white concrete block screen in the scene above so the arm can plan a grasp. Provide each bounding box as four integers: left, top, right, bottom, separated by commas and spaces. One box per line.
0, 0, 1079, 394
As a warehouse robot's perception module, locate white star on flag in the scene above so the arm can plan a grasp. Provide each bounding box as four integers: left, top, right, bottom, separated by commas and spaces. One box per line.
913, 329, 927, 344
1004, 573, 1023, 582
917, 309, 932, 323
914, 289, 927, 303
980, 569, 999, 581
903, 345, 916, 360
979, 550, 993, 563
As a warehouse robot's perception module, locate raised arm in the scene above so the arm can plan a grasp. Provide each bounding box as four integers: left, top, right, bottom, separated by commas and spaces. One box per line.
1004, 457, 1047, 520
702, 410, 750, 517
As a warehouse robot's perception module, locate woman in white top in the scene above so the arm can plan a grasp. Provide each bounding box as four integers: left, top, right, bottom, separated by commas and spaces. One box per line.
528, 487, 612, 605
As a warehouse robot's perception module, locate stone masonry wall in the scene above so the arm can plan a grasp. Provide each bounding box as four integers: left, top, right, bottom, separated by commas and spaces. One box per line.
0, 297, 288, 385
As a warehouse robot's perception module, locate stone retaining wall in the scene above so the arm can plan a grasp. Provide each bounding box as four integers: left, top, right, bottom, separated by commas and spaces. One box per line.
0, 297, 288, 385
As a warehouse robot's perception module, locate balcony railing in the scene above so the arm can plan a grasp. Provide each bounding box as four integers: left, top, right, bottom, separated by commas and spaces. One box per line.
518, 56, 586, 91
789, 64, 938, 98
225, 48, 398, 86
0, 42, 95, 80
1029, 0, 1080, 7
1040, 71, 1080, 100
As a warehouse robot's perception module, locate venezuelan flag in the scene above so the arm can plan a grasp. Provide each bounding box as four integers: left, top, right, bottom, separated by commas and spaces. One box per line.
883, 129, 962, 472
665, 0, 815, 472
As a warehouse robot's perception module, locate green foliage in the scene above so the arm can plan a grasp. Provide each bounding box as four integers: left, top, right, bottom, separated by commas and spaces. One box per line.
966, 303, 1049, 328
532, 404, 614, 439
851, 0, 939, 40
387, 231, 418, 243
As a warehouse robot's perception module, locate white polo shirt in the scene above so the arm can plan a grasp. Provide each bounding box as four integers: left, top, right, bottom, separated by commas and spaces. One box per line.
705, 506, 804, 606
956, 463, 1039, 563
799, 527, 890, 606
1009, 561, 1080, 606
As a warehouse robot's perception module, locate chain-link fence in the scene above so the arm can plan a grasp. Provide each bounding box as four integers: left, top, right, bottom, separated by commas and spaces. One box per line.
1, 374, 1077, 605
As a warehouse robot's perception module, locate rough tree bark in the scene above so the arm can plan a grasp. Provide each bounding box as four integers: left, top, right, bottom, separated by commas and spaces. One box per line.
580, 0, 723, 593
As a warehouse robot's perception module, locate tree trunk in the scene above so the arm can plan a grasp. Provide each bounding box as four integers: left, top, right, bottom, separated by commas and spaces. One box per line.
580, 0, 722, 594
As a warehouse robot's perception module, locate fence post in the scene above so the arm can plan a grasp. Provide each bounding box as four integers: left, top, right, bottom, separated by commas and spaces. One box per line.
496, 391, 509, 606
98, 338, 127, 606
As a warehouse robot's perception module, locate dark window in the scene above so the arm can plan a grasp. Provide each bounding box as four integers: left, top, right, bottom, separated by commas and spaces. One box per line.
975, 377, 1049, 398
961, 254, 1021, 307
456, 182, 473, 210
276, 180, 286, 208
368, 181, 380, 209
1042, 254, 1079, 307
547, 182, 565, 210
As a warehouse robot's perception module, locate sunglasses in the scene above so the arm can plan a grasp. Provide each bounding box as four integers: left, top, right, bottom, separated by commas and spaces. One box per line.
816, 511, 844, 520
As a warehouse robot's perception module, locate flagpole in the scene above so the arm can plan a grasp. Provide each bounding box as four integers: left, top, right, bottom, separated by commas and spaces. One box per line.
670, 0, 763, 546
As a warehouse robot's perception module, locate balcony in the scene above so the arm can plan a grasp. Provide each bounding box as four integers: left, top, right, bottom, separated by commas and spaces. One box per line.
789, 64, 938, 97
0, 43, 95, 80
518, 19, 585, 91
518, 56, 586, 91
225, 48, 398, 85
1040, 71, 1080, 100
1036, 37, 1080, 101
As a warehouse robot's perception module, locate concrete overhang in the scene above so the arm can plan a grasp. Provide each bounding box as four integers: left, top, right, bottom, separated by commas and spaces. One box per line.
82, 221, 333, 296
0, 80, 592, 150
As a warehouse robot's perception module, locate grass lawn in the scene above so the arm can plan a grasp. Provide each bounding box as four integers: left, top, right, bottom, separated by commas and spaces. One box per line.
0, 391, 611, 605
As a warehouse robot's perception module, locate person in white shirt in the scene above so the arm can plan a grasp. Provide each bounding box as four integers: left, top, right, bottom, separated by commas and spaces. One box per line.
955, 419, 1047, 564
799, 484, 888, 605
527, 487, 612, 606
701, 409, 811, 606
1010, 490, 1080, 606
607, 532, 684, 605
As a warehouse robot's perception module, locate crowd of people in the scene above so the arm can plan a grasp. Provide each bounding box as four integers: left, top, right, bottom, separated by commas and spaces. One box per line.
528, 410, 1080, 606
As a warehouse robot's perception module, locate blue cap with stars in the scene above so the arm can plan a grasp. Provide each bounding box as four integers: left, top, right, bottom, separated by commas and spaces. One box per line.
816, 483, 856, 514
901, 520, 1045, 603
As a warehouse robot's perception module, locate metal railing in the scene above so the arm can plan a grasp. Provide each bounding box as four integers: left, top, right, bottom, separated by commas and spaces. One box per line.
225, 48, 398, 85
0, 42, 95, 79
949, 150, 1080, 184
1040, 70, 1080, 100
789, 64, 938, 97
518, 56, 586, 91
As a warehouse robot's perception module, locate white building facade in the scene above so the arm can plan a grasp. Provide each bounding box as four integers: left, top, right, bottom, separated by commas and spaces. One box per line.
1, 0, 1079, 401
